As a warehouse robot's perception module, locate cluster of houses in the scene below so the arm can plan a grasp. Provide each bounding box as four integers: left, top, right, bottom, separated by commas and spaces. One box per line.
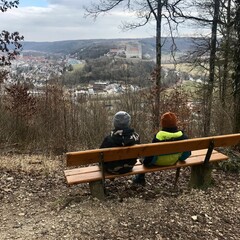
0, 54, 140, 100
0, 40, 202, 101
69, 81, 139, 102
6, 55, 66, 88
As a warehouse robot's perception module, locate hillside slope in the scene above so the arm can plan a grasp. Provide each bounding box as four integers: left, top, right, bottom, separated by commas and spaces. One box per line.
22, 37, 198, 59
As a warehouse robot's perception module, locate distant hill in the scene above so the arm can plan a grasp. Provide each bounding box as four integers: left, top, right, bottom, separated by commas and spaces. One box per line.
22, 37, 198, 59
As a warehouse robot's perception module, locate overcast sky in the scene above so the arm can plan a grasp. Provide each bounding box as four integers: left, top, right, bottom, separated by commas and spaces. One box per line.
0, 0, 203, 42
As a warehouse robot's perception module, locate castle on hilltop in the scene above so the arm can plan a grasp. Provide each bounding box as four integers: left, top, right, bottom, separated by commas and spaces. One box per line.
107, 42, 142, 59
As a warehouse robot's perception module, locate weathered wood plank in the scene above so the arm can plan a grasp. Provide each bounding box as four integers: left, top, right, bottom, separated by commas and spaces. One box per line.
66, 134, 240, 167
65, 151, 228, 185
64, 165, 100, 176
64, 149, 218, 176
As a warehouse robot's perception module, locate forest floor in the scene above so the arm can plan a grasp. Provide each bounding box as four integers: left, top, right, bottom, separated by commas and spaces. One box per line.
0, 153, 240, 240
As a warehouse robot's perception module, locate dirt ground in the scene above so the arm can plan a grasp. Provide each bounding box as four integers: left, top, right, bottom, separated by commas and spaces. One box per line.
0, 154, 240, 240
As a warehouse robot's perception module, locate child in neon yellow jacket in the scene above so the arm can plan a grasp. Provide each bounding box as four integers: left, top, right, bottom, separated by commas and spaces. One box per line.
133, 112, 191, 185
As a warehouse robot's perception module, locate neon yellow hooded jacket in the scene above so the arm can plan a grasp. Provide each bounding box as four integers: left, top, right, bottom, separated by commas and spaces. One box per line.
150, 130, 191, 166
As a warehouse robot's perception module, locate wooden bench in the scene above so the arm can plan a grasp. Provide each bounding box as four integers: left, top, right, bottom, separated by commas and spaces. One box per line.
64, 133, 240, 199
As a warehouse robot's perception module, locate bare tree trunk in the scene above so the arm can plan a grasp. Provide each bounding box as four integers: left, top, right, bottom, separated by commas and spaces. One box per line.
153, 0, 163, 131
204, 0, 220, 136
219, 0, 231, 134
233, 0, 240, 134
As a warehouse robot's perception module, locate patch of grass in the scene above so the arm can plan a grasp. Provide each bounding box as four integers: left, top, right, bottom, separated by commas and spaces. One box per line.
181, 80, 201, 92
0, 154, 62, 173
162, 63, 208, 76
73, 63, 84, 71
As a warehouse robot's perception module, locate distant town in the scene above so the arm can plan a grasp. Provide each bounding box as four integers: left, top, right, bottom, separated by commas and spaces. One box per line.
1, 39, 202, 101
1, 42, 148, 97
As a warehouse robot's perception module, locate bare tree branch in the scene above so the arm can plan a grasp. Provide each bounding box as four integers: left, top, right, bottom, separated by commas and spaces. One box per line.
0, 0, 19, 12
84, 0, 126, 19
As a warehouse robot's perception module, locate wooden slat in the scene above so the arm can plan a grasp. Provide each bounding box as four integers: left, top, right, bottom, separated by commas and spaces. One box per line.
65, 149, 213, 177
65, 151, 228, 185
190, 149, 218, 156
66, 133, 240, 167
66, 170, 102, 184
64, 165, 100, 176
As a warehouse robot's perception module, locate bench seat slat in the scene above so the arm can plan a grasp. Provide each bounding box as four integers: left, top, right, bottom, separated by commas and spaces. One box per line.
64, 149, 218, 177
65, 151, 228, 185
64, 165, 100, 176
66, 171, 103, 184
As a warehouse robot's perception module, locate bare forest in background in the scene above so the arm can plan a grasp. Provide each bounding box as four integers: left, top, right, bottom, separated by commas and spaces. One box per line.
1, 0, 240, 155
0, 74, 235, 155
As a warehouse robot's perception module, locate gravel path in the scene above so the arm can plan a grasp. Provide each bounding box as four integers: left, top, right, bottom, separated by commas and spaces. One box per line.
0, 154, 240, 240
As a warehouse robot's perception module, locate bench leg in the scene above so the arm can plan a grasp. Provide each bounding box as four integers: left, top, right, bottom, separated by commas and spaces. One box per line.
89, 181, 105, 200
189, 164, 213, 189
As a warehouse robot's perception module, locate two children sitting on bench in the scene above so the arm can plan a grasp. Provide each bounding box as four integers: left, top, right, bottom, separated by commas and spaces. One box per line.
100, 111, 191, 184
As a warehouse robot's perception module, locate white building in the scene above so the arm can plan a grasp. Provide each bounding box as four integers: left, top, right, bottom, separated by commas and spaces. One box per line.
126, 43, 142, 59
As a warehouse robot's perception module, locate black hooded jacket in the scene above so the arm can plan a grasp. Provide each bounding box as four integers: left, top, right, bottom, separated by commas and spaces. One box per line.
100, 128, 140, 173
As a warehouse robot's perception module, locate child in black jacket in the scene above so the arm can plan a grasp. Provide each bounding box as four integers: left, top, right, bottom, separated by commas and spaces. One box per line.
100, 111, 140, 174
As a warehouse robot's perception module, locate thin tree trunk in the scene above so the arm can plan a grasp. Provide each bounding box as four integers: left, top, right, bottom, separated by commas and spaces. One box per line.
204, 0, 220, 136
233, 0, 240, 134
153, 0, 162, 131
219, 0, 231, 134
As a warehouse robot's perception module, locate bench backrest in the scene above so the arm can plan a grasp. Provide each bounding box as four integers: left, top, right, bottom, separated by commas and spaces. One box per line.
66, 133, 240, 167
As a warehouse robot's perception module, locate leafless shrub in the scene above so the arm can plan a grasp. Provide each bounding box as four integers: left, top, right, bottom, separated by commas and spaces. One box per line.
3, 83, 36, 145
159, 86, 193, 136
1, 77, 228, 154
